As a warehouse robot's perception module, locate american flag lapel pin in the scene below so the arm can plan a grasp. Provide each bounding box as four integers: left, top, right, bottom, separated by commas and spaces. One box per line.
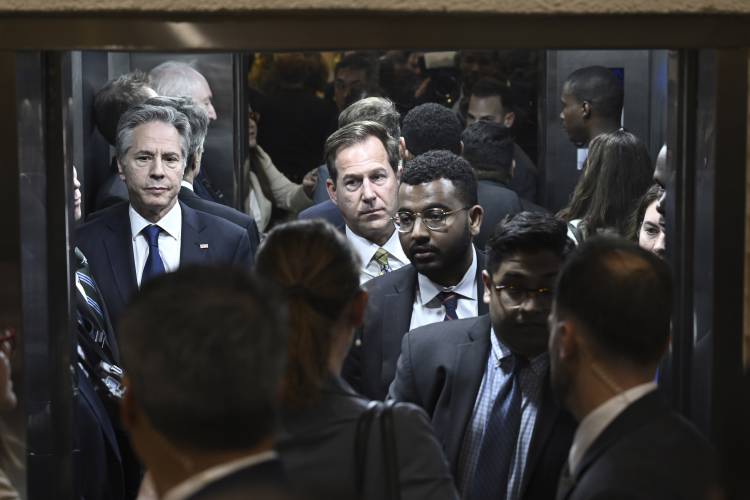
200, 243, 209, 249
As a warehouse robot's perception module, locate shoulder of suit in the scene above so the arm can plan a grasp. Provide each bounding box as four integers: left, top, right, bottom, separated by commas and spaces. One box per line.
77, 201, 129, 233
184, 203, 249, 238
407, 315, 483, 345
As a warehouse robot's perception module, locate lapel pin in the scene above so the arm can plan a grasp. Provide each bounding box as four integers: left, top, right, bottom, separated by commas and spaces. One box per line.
200, 243, 209, 249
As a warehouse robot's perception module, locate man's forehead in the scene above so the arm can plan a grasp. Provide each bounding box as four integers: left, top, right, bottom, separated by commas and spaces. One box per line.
398, 179, 458, 205
469, 94, 504, 114
492, 250, 563, 277
132, 121, 182, 148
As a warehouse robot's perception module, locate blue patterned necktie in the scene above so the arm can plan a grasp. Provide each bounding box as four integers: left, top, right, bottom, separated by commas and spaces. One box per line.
470, 353, 528, 500
437, 291, 459, 321
141, 224, 165, 285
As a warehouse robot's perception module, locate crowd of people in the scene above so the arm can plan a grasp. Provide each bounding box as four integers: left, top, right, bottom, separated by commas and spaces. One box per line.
3, 50, 740, 500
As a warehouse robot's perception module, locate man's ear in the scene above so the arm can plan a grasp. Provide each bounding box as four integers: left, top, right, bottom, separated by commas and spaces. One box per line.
117, 160, 125, 181
459, 140, 464, 156
554, 318, 581, 362
481, 270, 491, 305
399, 137, 407, 161
503, 111, 516, 128
582, 101, 592, 119
468, 204, 483, 237
326, 178, 338, 206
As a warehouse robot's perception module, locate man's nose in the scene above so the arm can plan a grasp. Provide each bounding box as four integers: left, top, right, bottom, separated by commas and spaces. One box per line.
411, 215, 430, 240
149, 158, 166, 177
208, 103, 218, 121
655, 232, 666, 255
361, 178, 376, 201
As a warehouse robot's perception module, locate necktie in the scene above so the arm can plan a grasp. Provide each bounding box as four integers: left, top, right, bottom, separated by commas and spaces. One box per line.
437, 291, 459, 321
74, 247, 107, 345
141, 224, 166, 285
470, 354, 528, 500
372, 247, 391, 275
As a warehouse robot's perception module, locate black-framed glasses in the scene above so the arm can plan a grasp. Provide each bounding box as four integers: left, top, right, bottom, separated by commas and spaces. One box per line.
392, 207, 469, 233
493, 284, 553, 307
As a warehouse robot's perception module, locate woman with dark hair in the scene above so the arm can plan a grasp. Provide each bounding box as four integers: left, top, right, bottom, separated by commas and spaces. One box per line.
627, 183, 666, 257
256, 220, 458, 500
558, 129, 653, 242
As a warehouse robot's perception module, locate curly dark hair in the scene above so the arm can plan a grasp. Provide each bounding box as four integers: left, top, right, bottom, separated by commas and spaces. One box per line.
401, 103, 463, 156
401, 150, 477, 206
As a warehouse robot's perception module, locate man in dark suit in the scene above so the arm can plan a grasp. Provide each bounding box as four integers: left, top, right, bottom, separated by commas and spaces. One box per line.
145, 95, 260, 257
118, 267, 290, 500
549, 237, 715, 500
76, 104, 252, 330
344, 150, 486, 401
390, 211, 576, 500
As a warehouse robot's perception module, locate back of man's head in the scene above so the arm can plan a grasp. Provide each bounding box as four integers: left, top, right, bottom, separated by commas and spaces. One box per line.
149, 61, 206, 98
119, 266, 287, 452
461, 121, 514, 181
335, 53, 374, 80
94, 70, 154, 146
555, 236, 672, 366
401, 150, 477, 207
564, 66, 624, 122
144, 95, 209, 172
338, 96, 401, 139
486, 211, 571, 274
402, 103, 463, 156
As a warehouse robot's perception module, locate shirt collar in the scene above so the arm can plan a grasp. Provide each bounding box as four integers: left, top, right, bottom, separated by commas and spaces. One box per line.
161, 450, 278, 500
568, 381, 658, 474
345, 225, 408, 266
129, 201, 182, 241
417, 245, 477, 304
180, 180, 194, 191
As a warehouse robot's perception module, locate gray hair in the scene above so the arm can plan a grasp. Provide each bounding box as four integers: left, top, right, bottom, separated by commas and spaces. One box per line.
338, 97, 401, 139
144, 95, 208, 171
148, 60, 208, 98
115, 104, 191, 166
325, 120, 399, 184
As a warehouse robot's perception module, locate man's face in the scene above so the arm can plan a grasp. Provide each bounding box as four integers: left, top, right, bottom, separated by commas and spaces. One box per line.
397, 179, 481, 283
466, 94, 514, 128
560, 82, 588, 147
191, 76, 217, 121
119, 121, 185, 222
639, 200, 666, 258
326, 135, 398, 245
653, 145, 669, 215
334, 68, 368, 112
484, 250, 562, 358
72, 166, 82, 221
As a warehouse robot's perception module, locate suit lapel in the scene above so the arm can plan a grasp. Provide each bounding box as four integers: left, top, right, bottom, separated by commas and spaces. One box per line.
380, 267, 418, 390
437, 315, 491, 469
521, 374, 562, 495
102, 205, 137, 306
475, 250, 488, 315
180, 202, 211, 265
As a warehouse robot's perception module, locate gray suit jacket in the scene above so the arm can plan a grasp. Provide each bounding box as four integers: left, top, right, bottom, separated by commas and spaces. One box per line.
277, 376, 458, 500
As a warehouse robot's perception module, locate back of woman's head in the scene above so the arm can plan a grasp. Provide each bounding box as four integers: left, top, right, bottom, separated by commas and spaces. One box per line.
255, 220, 361, 408
561, 129, 653, 237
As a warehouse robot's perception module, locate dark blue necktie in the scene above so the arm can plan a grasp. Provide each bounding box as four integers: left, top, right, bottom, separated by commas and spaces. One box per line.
437, 291, 459, 321
141, 224, 165, 285
470, 354, 527, 500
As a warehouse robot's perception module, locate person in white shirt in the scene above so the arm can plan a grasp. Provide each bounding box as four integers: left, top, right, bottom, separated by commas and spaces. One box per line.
548, 237, 715, 500
324, 120, 408, 284
119, 267, 290, 500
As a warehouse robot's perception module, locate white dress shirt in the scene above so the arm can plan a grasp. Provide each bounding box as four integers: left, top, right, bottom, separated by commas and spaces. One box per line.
129, 202, 182, 287
162, 450, 278, 500
567, 381, 658, 474
345, 226, 409, 284
180, 180, 194, 191
409, 246, 478, 331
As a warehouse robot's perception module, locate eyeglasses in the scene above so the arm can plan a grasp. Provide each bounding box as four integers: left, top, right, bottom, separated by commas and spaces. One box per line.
392, 207, 468, 233
493, 284, 553, 308
0, 328, 16, 354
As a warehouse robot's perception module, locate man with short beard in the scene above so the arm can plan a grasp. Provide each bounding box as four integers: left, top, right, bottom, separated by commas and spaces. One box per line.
343, 150, 485, 400
390, 211, 576, 500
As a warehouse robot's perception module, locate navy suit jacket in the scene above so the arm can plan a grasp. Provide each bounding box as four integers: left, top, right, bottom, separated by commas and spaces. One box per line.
557, 391, 714, 500
390, 314, 576, 500
188, 458, 291, 500
76, 201, 253, 330
297, 199, 345, 230
475, 180, 523, 252
179, 186, 260, 259
342, 251, 488, 401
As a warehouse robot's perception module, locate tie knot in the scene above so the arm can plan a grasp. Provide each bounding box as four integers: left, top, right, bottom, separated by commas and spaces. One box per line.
437, 291, 459, 305
143, 225, 161, 246
509, 354, 528, 374
372, 247, 390, 274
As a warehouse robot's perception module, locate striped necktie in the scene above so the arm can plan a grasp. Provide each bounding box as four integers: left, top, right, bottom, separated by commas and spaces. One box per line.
437, 291, 459, 321
372, 247, 391, 275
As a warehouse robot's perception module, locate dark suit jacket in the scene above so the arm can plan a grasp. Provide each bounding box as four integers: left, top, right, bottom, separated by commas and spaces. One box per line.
297, 199, 345, 230
343, 251, 488, 401
390, 314, 576, 500
558, 391, 715, 500
179, 186, 260, 258
76, 201, 253, 330
188, 458, 292, 500
509, 143, 539, 203
278, 375, 457, 500
475, 180, 523, 251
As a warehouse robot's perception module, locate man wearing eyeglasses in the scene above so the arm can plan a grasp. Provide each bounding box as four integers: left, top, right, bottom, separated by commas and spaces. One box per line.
343, 150, 485, 401
389, 211, 576, 500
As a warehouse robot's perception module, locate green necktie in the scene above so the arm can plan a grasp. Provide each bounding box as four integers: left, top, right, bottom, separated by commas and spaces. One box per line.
373, 247, 391, 275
